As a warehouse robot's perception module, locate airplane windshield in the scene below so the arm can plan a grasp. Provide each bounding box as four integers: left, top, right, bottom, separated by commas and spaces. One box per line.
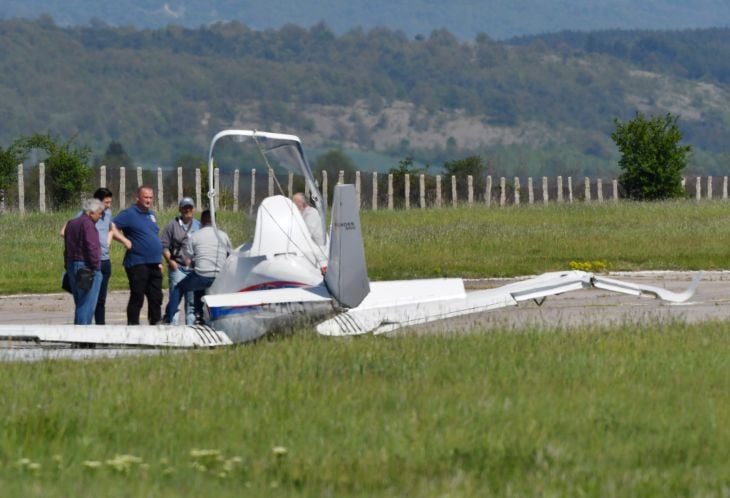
208, 130, 326, 224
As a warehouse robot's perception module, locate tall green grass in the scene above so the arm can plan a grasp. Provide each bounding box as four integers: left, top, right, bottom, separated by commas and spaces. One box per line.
0, 322, 728, 496
363, 200, 730, 278
1, 200, 729, 293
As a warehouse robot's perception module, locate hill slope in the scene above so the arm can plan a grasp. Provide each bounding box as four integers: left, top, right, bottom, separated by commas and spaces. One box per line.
1, 19, 730, 176
3, 0, 730, 40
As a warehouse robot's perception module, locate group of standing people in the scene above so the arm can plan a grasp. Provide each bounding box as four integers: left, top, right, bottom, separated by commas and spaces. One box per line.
62, 186, 231, 326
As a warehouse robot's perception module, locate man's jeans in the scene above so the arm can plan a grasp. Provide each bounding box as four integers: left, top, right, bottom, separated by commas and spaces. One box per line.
95, 259, 112, 325
165, 272, 215, 324
68, 260, 102, 325
165, 265, 195, 325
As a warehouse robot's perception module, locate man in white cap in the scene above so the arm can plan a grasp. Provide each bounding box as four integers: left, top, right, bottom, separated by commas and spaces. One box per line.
161, 197, 200, 325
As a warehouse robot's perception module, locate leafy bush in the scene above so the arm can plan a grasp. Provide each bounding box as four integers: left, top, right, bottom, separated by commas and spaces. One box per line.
25, 134, 93, 208
611, 112, 690, 200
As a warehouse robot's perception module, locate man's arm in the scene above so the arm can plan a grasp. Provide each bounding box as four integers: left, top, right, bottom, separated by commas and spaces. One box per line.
160, 222, 178, 270
111, 222, 132, 250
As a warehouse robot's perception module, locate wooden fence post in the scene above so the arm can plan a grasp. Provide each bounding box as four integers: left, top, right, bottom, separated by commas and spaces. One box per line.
388, 173, 394, 210
17, 164, 24, 214
467, 175, 474, 206
542, 176, 549, 205
195, 168, 201, 209
514, 177, 520, 206
355, 171, 361, 209
451, 175, 457, 207
322, 171, 328, 207
267, 168, 274, 197
39, 162, 46, 213
500, 177, 506, 207
249, 169, 256, 215
119, 166, 126, 209
233, 169, 240, 212
177, 167, 183, 201
485, 175, 492, 207
100, 165, 106, 188
214, 168, 220, 210
584, 177, 591, 202
287, 172, 293, 197
527, 177, 534, 204
136, 167, 143, 189
557, 176, 563, 203
419, 174, 425, 209
436, 175, 442, 208
404, 173, 410, 210
724, 176, 728, 200
338, 170, 344, 185
157, 168, 163, 209
707, 176, 713, 200
695, 176, 701, 201
613, 179, 619, 202
372, 172, 378, 211
568, 176, 573, 204
597, 178, 603, 203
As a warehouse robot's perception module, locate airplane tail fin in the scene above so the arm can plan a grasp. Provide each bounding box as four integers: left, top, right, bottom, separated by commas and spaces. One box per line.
324, 184, 370, 308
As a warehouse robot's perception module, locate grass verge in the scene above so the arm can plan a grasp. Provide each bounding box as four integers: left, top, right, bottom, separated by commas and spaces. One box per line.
0, 321, 728, 496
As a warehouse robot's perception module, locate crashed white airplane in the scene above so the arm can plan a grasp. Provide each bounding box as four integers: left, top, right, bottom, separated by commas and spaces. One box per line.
0, 130, 702, 348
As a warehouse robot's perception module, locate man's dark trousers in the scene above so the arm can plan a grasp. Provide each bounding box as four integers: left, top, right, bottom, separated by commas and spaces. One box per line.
125, 263, 163, 325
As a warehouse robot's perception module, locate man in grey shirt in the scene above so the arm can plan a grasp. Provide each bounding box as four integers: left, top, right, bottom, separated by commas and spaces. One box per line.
161, 197, 200, 325
163, 209, 232, 324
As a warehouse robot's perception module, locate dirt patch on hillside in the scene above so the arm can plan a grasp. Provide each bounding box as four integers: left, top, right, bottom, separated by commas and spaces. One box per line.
234, 100, 561, 151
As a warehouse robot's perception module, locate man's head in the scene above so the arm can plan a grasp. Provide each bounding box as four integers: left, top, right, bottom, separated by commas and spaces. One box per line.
93, 187, 113, 210
292, 192, 308, 212
200, 209, 212, 227
83, 198, 105, 222
136, 186, 154, 211
178, 197, 195, 220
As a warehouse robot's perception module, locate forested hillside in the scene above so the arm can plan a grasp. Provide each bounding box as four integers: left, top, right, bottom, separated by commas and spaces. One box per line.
3, 0, 730, 40
2, 18, 730, 176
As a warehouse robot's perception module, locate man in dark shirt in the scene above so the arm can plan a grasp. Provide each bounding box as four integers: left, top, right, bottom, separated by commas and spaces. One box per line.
64, 198, 105, 325
113, 185, 164, 325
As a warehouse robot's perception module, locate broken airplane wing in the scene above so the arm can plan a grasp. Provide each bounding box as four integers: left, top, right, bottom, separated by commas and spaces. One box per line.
316, 270, 702, 337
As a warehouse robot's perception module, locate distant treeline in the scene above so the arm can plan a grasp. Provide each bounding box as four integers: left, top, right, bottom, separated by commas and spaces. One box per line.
512, 28, 730, 83
2, 18, 730, 175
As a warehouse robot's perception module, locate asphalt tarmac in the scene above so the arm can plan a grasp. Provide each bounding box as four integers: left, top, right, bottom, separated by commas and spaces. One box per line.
1, 271, 728, 361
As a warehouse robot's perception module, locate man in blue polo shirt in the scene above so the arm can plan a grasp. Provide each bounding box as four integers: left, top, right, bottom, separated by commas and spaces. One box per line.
113, 185, 164, 325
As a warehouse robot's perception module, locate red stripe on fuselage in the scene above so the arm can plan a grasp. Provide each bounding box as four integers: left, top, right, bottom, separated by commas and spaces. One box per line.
238, 281, 309, 292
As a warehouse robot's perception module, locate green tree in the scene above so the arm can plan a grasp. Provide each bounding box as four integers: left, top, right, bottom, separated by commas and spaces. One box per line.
313, 149, 357, 198
170, 153, 207, 198
26, 134, 93, 208
387, 156, 429, 207
443, 155, 487, 200
443, 155, 486, 178
611, 112, 691, 200
97, 140, 133, 168
0, 139, 28, 211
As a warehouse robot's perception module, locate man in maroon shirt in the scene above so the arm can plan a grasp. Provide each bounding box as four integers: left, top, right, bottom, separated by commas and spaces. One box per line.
64, 198, 105, 324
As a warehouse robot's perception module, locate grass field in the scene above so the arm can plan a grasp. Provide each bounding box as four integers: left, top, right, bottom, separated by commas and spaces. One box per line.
0, 201, 729, 496
0, 324, 728, 496
1, 200, 730, 294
